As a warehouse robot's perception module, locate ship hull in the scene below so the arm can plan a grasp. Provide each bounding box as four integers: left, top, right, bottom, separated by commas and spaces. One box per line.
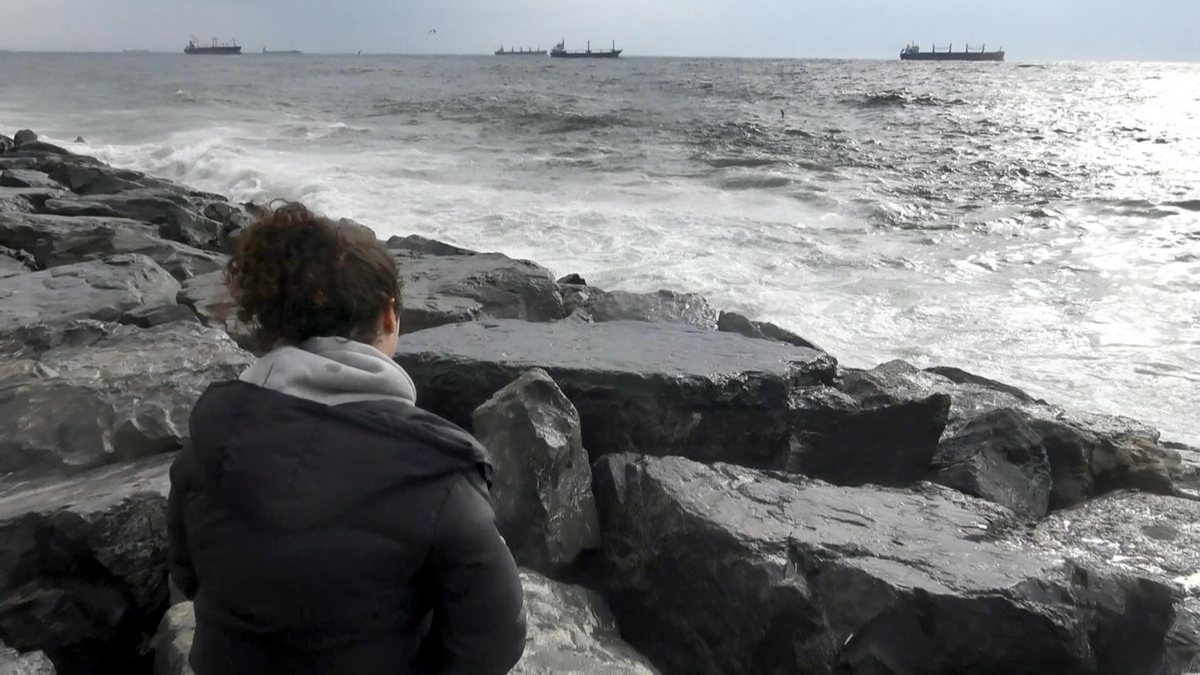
184, 46, 242, 55
900, 51, 1004, 62
550, 50, 622, 59
495, 51, 547, 56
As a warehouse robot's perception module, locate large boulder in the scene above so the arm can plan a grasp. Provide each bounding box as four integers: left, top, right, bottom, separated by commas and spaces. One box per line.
472, 369, 600, 573
0, 643, 57, 674
395, 320, 836, 468
592, 453, 1189, 675
566, 288, 718, 329
395, 251, 568, 333
386, 233, 477, 257
0, 254, 180, 332
932, 408, 1052, 519
13, 130, 38, 146
0, 454, 173, 675
844, 360, 1180, 509
1032, 491, 1200, 674
41, 191, 223, 250
0, 213, 226, 280
516, 570, 659, 674
152, 571, 659, 675
0, 169, 65, 190
177, 271, 255, 352
716, 310, 823, 351
0, 321, 253, 473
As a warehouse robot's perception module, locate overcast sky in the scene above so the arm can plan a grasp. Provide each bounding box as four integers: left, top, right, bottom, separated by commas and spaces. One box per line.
2, 0, 1199, 61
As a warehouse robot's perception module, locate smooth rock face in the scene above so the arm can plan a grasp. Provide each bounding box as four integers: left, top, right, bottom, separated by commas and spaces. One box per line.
0, 169, 64, 190
151, 602, 194, 675
0, 644, 57, 674
177, 271, 255, 352
396, 320, 836, 467
1032, 491, 1200, 674
0, 213, 226, 280
473, 369, 600, 572
0, 254, 180, 332
568, 288, 718, 329
0, 454, 173, 675
0, 321, 252, 472
516, 570, 659, 675
153, 571, 659, 675
396, 251, 567, 333
844, 360, 1180, 509
787, 385, 950, 487
592, 453, 1186, 675
41, 191, 223, 250
933, 408, 1053, 519
717, 310, 823, 351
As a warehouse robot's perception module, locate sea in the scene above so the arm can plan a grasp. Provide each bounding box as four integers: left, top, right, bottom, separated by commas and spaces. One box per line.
1, 53, 1197, 445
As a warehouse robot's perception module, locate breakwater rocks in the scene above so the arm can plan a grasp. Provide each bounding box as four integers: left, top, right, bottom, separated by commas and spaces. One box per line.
1, 131, 1198, 674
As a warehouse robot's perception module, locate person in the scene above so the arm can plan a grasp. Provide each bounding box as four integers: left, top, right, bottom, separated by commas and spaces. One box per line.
168, 203, 526, 674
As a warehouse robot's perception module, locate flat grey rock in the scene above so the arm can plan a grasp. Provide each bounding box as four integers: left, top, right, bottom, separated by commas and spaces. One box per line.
42, 190, 224, 250
0, 321, 252, 472
0, 247, 34, 279
0, 187, 68, 214
0, 454, 173, 673
396, 320, 835, 467
0, 213, 226, 280
566, 288, 718, 329
0, 169, 64, 190
178, 271, 256, 352
0, 254, 180, 332
593, 453, 1191, 675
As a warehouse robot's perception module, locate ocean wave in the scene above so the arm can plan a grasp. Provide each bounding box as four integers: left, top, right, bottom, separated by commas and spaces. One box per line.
851, 90, 967, 108
718, 174, 793, 190
701, 155, 780, 169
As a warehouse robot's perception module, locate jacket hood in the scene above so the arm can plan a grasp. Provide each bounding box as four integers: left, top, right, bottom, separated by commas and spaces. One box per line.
189, 380, 492, 530
240, 337, 418, 408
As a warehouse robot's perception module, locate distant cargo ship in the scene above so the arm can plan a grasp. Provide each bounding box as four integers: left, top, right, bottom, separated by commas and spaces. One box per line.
550, 40, 622, 59
185, 36, 241, 55
900, 43, 1004, 62
495, 46, 546, 56
262, 48, 302, 55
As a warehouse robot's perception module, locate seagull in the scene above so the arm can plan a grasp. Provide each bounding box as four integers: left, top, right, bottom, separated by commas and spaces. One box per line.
429, 29, 437, 34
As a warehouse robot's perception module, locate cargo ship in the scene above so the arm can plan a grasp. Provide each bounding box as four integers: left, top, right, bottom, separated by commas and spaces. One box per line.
550, 40, 622, 59
495, 46, 546, 56
900, 43, 1004, 62
184, 36, 241, 55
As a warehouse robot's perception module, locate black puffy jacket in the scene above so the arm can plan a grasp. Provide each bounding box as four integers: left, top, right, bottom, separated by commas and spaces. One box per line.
168, 381, 526, 674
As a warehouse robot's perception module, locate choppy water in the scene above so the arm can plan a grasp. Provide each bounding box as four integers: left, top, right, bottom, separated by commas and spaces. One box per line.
1, 53, 1197, 444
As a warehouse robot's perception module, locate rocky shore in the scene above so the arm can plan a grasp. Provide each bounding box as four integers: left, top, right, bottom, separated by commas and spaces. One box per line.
2, 128, 1199, 674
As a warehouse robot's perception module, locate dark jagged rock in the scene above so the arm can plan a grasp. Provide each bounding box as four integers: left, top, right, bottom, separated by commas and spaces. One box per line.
557, 273, 587, 286
47, 162, 173, 196
74, 137, 85, 144
844, 360, 1180, 509
13, 130, 38, 146
153, 571, 659, 675
0, 169, 65, 190
0, 134, 14, 154
473, 369, 600, 573
0, 255, 180, 332
118, 304, 201, 329
177, 271, 255, 352
932, 408, 1052, 519
0, 213, 226, 280
41, 191, 223, 250
786, 384, 950, 487
0, 643, 57, 674
1165, 441, 1200, 497
395, 320, 836, 468
592, 453, 1188, 675
386, 233, 477, 257
1032, 491, 1200, 674
0, 454, 173, 675
396, 251, 567, 333
0, 321, 252, 473
568, 289, 718, 330
717, 310, 823, 351
924, 365, 1040, 402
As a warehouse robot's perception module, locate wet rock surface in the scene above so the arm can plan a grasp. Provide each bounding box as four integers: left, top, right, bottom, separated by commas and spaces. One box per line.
0, 454, 173, 675
0, 213, 225, 280
0, 321, 253, 473
0, 255, 180, 332
567, 288, 718, 329
593, 453, 1191, 675
717, 310, 823, 350
396, 319, 836, 467
396, 250, 567, 333
0, 643, 57, 674
473, 369, 600, 573
844, 360, 1181, 509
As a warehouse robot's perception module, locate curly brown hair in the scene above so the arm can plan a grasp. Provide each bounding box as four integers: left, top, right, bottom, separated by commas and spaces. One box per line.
226, 203, 401, 352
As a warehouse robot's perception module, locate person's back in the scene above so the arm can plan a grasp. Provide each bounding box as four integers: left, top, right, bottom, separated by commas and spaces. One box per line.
168, 203, 526, 674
